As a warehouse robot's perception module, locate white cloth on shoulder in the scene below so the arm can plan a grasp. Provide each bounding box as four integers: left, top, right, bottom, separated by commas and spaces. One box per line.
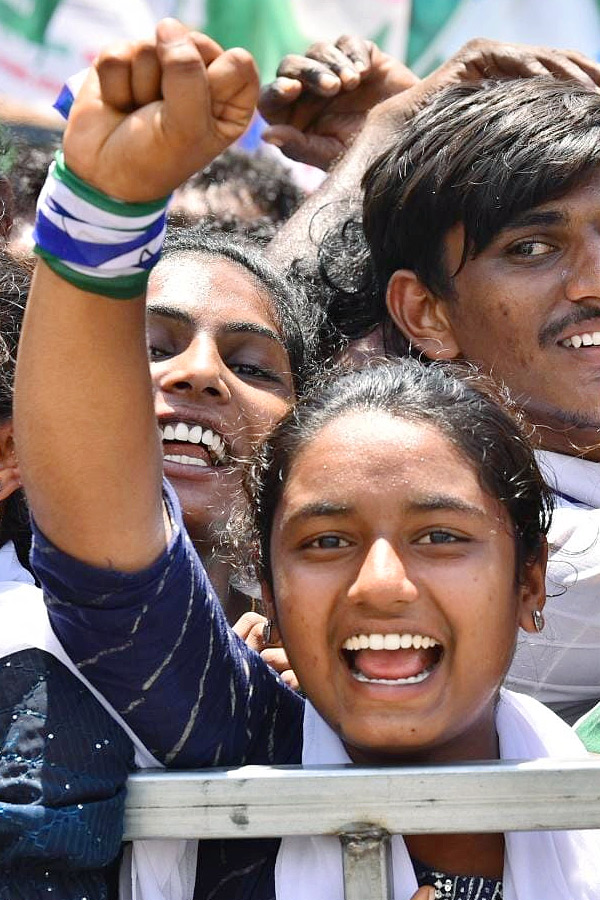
507, 450, 600, 717
276, 693, 600, 900
0, 540, 197, 900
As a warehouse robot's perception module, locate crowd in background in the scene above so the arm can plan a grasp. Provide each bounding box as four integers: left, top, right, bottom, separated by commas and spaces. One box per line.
0, 7, 600, 900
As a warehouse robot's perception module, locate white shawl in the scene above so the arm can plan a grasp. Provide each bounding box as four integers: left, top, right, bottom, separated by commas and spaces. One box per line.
276, 693, 600, 900
508, 450, 600, 713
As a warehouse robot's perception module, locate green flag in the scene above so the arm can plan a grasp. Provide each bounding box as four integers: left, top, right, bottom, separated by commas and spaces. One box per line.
0, 0, 62, 45
407, 0, 463, 69
205, 0, 308, 81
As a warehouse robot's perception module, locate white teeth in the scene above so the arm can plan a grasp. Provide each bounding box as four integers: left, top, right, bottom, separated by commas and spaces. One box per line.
160, 421, 226, 462
174, 423, 189, 441
560, 331, 600, 349
183, 454, 208, 467
342, 633, 440, 651
352, 665, 435, 686
164, 454, 208, 467
197, 429, 225, 462
383, 634, 400, 650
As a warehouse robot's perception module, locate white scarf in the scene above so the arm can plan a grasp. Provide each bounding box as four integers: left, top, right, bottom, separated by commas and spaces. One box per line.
507, 450, 600, 713
276, 693, 600, 900
535, 449, 600, 510
0, 541, 197, 900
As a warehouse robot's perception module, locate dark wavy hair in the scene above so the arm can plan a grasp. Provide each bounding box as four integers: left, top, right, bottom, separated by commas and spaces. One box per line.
244, 359, 552, 588
0, 250, 33, 570
320, 78, 600, 355
167, 147, 304, 231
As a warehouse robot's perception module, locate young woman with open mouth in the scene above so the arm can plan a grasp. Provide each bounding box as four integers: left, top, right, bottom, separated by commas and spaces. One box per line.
147, 225, 320, 628
14, 18, 597, 900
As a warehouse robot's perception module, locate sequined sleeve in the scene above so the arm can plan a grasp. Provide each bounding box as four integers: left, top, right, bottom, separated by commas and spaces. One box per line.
30, 479, 303, 768
0, 647, 132, 899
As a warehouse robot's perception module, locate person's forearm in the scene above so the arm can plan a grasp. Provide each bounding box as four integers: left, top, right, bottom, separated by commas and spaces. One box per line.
15, 261, 166, 570
33, 482, 303, 767
15, 20, 259, 572
266, 107, 402, 269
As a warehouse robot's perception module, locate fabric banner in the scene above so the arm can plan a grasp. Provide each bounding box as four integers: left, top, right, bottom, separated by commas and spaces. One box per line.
2, 1, 600, 122
407, 0, 600, 75
0, 0, 155, 119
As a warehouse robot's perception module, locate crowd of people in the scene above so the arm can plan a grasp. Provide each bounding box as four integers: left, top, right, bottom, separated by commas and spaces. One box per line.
0, 15, 599, 900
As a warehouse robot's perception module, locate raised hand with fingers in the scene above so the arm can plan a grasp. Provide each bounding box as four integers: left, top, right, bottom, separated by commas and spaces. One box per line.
370, 37, 600, 134
259, 35, 418, 170
439, 38, 600, 86
64, 17, 259, 203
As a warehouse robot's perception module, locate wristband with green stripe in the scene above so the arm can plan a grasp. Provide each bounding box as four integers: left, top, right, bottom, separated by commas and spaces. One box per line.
33, 153, 170, 299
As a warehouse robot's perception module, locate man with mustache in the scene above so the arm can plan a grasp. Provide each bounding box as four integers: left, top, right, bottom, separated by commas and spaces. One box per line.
262, 47, 600, 726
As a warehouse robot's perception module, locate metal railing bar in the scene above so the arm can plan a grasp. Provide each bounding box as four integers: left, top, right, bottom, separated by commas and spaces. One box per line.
123, 759, 600, 841
341, 830, 393, 900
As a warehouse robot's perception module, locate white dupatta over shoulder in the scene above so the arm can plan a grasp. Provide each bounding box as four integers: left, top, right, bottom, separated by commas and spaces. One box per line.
276, 693, 600, 900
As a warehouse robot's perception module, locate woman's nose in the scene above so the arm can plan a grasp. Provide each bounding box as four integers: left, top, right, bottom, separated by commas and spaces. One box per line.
349, 538, 418, 608
154, 335, 231, 401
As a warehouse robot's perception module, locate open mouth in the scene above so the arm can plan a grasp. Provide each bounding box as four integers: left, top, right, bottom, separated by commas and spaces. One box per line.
560, 330, 600, 349
341, 632, 443, 686
159, 421, 227, 468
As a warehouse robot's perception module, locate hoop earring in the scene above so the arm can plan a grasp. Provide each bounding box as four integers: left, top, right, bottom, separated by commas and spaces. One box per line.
532, 609, 545, 633
262, 619, 274, 644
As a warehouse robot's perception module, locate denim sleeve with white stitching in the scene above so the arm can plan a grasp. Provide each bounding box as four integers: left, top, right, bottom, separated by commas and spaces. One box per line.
30, 479, 303, 768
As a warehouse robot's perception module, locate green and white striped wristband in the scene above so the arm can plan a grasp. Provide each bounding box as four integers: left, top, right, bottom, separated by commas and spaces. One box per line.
33, 152, 170, 300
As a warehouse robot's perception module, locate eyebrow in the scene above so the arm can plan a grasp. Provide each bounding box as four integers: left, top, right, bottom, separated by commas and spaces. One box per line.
283, 502, 352, 527
500, 209, 567, 233
223, 322, 285, 348
406, 495, 486, 516
146, 303, 194, 325
146, 304, 285, 347
283, 495, 486, 527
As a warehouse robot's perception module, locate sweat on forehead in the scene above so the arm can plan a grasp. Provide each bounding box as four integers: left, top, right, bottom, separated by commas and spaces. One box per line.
362, 77, 600, 297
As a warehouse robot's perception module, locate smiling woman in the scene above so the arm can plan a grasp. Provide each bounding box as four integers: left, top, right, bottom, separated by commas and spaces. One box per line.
26, 359, 600, 898
249, 362, 552, 768
145, 227, 321, 616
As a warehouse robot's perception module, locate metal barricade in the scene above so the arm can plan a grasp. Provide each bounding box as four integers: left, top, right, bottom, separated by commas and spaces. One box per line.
124, 760, 600, 899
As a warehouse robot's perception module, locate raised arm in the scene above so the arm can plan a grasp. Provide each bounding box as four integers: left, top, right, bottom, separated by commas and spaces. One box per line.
262, 36, 417, 268
14, 19, 258, 571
